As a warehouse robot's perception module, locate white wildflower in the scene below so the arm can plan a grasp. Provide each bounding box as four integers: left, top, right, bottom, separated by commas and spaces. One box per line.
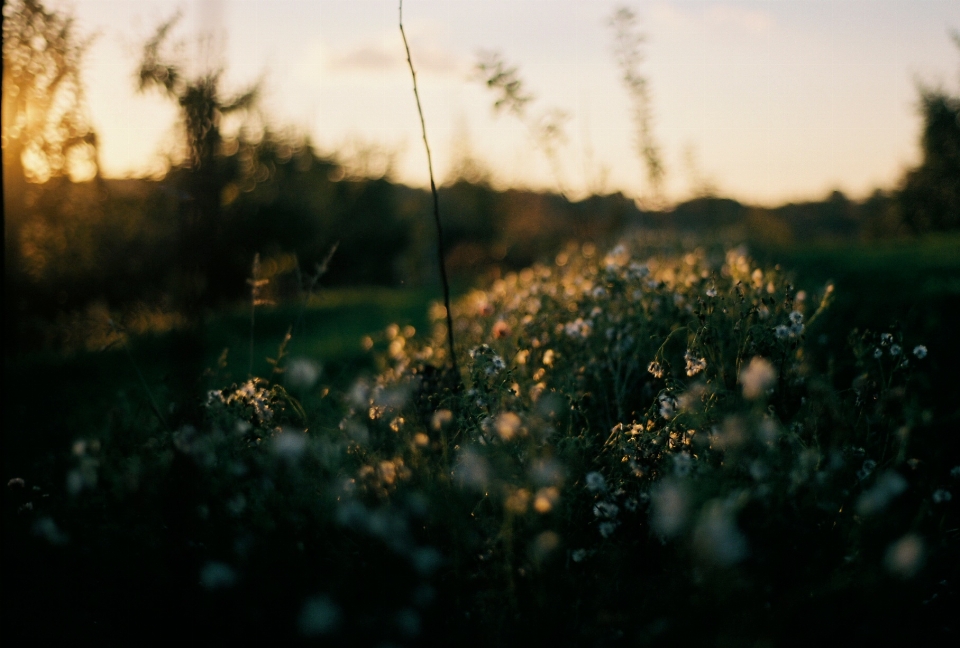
884, 534, 925, 578
889, 344, 902, 357
593, 501, 619, 519
856, 471, 908, 515
684, 351, 706, 377
647, 361, 664, 379
585, 471, 607, 492
932, 489, 952, 504
857, 459, 877, 481
564, 318, 592, 338
598, 521, 619, 538
286, 358, 321, 390
913, 345, 927, 359
692, 499, 748, 566
658, 393, 678, 420
739, 357, 777, 400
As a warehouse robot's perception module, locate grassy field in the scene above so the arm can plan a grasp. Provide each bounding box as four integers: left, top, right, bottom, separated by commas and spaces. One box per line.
7, 235, 959, 485
4, 234, 959, 644
3, 286, 435, 486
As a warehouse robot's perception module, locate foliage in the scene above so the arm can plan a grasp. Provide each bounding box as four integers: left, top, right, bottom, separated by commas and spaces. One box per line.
898, 88, 960, 232
2, 0, 98, 185
609, 6, 664, 205
6, 244, 956, 644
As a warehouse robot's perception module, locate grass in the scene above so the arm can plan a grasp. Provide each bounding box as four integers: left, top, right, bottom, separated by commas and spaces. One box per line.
3, 286, 434, 485
4, 234, 959, 645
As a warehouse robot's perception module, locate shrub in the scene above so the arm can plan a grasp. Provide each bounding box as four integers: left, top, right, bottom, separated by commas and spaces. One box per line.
9, 243, 956, 645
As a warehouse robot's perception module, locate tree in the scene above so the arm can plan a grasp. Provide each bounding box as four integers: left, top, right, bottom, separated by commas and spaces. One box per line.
137, 13, 260, 306
3, 0, 99, 349
2, 0, 98, 187
898, 35, 960, 233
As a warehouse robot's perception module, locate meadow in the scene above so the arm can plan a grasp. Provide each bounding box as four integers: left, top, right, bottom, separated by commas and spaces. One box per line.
5, 233, 959, 645
5, 1, 960, 643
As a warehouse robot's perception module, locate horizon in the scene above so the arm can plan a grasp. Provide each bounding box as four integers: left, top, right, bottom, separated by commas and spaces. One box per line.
67, 0, 959, 206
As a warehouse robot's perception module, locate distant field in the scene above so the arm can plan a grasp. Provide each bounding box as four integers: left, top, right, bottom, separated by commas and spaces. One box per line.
6, 234, 959, 486
3, 286, 436, 484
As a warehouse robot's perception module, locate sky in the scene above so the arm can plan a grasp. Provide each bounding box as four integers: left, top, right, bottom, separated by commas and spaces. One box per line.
68, 0, 959, 206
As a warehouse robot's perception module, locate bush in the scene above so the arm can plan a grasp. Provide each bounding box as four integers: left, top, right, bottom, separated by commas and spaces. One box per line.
6, 244, 956, 645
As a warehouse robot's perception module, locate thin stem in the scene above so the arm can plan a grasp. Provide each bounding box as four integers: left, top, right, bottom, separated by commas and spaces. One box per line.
399, 0, 458, 381
110, 321, 169, 432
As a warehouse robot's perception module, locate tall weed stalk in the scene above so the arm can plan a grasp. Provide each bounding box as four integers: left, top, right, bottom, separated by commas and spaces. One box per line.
399, 0, 458, 381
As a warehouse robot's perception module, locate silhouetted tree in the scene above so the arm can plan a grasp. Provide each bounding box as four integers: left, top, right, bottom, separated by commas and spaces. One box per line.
898, 35, 960, 232
3, 0, 99, 349
137, 13, 260, 307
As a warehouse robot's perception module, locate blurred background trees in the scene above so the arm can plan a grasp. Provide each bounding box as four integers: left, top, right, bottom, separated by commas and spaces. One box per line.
3, 1, 958, 353
3, 0, 100, 348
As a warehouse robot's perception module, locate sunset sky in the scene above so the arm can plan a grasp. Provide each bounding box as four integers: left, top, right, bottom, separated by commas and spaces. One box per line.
71, 0, 959, 205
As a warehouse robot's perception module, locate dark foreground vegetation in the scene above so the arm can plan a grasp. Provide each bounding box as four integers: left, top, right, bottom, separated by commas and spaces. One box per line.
4, 1, 960, 645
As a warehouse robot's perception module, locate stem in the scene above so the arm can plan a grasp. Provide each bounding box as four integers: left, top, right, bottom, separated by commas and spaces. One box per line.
399, 0, 458, 381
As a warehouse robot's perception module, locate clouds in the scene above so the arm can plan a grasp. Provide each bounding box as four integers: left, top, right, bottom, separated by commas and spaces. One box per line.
651, 2, 775, 35
297, 26, 465, 82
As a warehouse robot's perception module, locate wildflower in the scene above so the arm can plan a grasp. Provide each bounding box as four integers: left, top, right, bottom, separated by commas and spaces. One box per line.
889, 344, 902, 357
564, 318, 592, 338
647, 361, 664, 379
774, 325, 791, 339
593, 501, 619, 519
626, 262, 649, 280
857, 459, 877, 481
692, 499, 748, 566
534, 487, 560, 513
571, 548, 588, 563
492, 320, 511, 339
913, 345, 927, 359
650, 480, 689, 538
495, 412, 522, 441
585, 471, 607, 492
272, 430, 307, 460
530, 531, 560, 564
455, 449, 490, 491
286, 358, 321, 389
932, 489, 952, 504
658, 393, 678, 420
856, 471, 908, 515
880, 333, 893, 346
673, 452, 693, 477
684, 351, 706, 377
873, 348, 883, 359
951, 465, 960, 479
598, 521, 619, 538
788, 311, 804, 336
739, 357, 777, 400
706, 287, 718, 298
431, 409, 453, 431
884, 534, 925, 578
